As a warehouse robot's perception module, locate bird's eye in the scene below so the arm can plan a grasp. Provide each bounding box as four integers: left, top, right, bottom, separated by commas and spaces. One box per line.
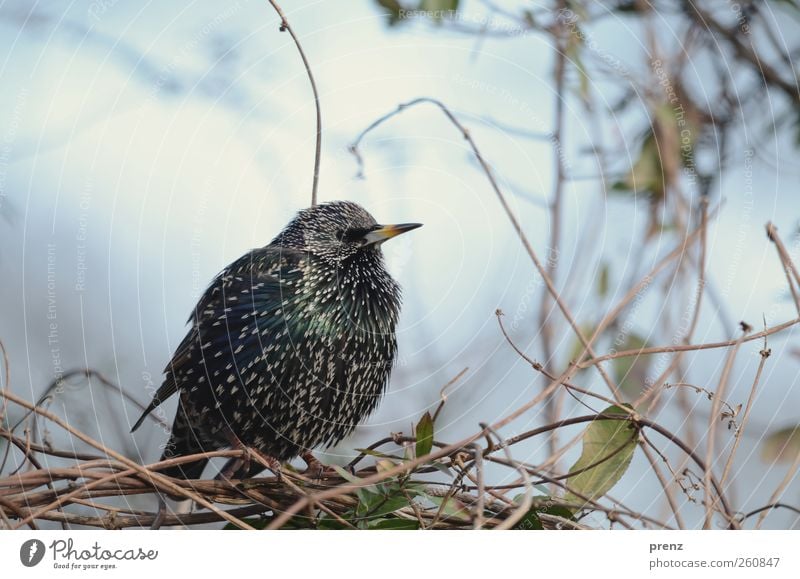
335, 229, 345, 241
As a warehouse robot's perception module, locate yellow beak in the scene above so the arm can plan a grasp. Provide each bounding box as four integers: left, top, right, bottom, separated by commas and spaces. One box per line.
363, 223, 423, 245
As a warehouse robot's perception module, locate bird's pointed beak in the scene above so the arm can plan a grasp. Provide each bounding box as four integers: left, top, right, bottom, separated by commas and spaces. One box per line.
362, 223, 422, 246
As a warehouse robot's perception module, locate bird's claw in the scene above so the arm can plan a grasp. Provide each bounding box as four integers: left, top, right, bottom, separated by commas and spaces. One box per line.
301, 452, 336, 482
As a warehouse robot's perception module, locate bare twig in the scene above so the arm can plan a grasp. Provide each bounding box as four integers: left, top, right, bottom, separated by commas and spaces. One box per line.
688, 5, 800, 102
265, 0, 322, 206
0, 339, 9, 424
767, 222, 800, 314
0, 388, 254, 530
471, 443, 486, 529
703, 328, 748, 529
432, 367, 468, 423
578, 317, 800, 368
639, 199, 711, 411
481, 424, 532, 530
538, 1, 570, 457
757, 427, 800, 529
720, 340, 770, 490
639, 438, 686, 529
744, 503, 800, 524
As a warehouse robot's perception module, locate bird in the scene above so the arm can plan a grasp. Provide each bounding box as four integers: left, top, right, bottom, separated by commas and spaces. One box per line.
131, 200, 421, 483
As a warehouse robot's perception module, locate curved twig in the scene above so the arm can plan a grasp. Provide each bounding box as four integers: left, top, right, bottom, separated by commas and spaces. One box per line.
266, 0, 322, 206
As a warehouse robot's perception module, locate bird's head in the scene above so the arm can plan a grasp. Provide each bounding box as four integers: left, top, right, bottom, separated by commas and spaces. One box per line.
274, 201, 422, 264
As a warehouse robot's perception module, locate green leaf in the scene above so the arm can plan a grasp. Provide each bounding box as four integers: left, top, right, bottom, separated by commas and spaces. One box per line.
533, 484, 550, 495
426, 495, 470, 521
375, 0, 460, 25
367, 518, 420, 530
536, 504, 576, 522
512, 496, 575, 529
522, 9, 537, 28
564, 0, 589, 19
597, 262, 610, 298
613, 333, 649, 399
224, 514, 320, 530
331, 465, 360, 483
563, 405, 637, 510
617, 131, 664, 199
761, 426, 800, 463
363, 495, 411, 520
355, 487, 372, 506
415, 411, 434, 458
567, 323, 596, 366
316, 516, 351, 530
420, 0, 459, 17
354, 447, 402, 460
355, 488, 385, 517
428, 461, 452, 475
612, 0, 639, 12
514, 510, 543, 530
403, 482, 428, 495
374, 0, 406, 25
224, 517, 270, 530
565, 27, 590, 104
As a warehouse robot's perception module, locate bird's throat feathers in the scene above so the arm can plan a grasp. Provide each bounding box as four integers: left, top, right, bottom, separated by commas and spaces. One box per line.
293, 252, 401, 339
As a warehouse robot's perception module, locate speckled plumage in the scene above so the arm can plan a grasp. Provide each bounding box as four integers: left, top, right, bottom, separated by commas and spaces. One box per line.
132, 201, 420, 480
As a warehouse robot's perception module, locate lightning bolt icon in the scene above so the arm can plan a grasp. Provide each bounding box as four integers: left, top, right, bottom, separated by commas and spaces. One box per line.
28, 542, 38, 563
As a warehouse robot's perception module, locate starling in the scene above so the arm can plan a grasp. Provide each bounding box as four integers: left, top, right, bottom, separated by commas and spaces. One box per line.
131, 201, 421, 481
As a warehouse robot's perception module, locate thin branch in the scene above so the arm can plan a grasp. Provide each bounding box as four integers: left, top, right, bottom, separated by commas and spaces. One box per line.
639, 199, 710, 411
538, 1, 571, 458
0, 388, 254, 530
470, 443, 486, 529
720, 340, 770, 490
432, 367, 469, 423
266, 0, 322, 206
482, 424, 532, 530
688, 5, 800, 102
703, 329, 748, 529
639, 437, 686, 529
578, 317, 800, 368
757, 427, 800, 529
767, 222, 800, 314
744, 502, 800, 524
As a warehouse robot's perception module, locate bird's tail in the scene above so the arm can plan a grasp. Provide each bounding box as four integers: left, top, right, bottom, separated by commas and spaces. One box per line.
158, 403, 210, 482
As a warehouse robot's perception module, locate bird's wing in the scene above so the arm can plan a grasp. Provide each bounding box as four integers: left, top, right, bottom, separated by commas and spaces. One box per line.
190, 249, 309, 376
130, 247, 305, 433
129, 379, 177, 433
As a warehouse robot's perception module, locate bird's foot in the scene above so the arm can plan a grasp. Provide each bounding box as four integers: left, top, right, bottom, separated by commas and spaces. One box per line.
249, 448, 283, 481
301, 452, 339, 481
218, 456, 248, 481
220, 430, 255, 481
222, 429, 282, 481
150, 495, 168, 530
